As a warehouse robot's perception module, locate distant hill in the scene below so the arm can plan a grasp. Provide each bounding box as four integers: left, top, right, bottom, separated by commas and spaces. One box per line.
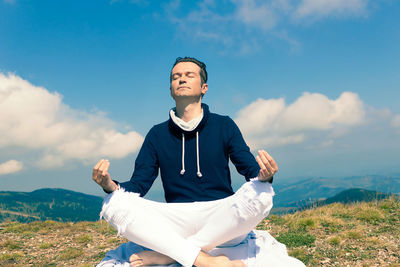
273, 175, 400, 208
0, 188, 104, 223
319, 188, 395, 205
271, 188, 398, 214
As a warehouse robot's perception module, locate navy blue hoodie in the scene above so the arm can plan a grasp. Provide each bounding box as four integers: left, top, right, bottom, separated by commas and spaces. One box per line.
119, 104, 261, 203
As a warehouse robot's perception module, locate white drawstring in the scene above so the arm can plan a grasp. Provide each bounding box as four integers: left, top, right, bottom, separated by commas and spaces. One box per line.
179, 132, 202, 178
196, 131, 202, 177
180, 133, 185, 175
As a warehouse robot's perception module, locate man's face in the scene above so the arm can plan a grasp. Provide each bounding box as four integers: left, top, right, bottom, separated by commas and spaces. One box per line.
170, 62, 208, 101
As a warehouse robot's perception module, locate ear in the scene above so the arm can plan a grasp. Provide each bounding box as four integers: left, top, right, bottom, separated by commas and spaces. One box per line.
201, 83, 208, 96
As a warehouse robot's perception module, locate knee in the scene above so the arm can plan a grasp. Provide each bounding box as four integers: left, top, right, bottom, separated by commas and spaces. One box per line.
233, 179, 274, 220
100, 189, 140, 234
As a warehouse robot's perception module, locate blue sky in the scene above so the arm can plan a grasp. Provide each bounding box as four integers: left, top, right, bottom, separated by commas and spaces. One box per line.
1, 0, 399, 200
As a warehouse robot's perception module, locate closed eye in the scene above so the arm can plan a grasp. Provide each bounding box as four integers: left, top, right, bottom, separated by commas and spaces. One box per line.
172, 73, 181, 80
186, 72, 196, 78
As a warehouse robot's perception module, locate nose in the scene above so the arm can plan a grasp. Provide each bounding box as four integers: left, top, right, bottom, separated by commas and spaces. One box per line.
179, 77, 187, 84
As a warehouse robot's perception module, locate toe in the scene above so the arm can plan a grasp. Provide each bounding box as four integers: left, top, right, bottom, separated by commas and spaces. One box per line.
129, 253, 141, 262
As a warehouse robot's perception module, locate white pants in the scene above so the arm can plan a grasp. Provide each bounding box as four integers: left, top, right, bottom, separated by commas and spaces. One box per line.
100, 179, 274, 267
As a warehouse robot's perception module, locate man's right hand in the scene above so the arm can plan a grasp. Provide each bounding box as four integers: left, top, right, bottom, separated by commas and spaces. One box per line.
92, 159, 118, 192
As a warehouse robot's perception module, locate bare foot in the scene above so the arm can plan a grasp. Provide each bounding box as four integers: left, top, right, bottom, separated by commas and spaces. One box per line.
194, 251, 246, 267
129, 250, 176, 266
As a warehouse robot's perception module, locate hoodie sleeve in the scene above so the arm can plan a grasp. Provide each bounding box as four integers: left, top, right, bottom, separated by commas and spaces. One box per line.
226, 117, 261, 181
119, 127, 159, 196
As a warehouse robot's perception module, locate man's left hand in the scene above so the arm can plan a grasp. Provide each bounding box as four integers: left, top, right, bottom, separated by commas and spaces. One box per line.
256, 150, 278, 182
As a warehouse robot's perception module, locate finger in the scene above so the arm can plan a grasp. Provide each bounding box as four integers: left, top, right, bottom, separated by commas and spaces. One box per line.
102, 160, 110, 176
97, 160, 110, 176
256, 155, 271, 178
262, 167, 272, 178
259, 150, 273, 173
92, 159, 104, 178
93, 159, 103, 171
263, 150, 278, 171
256, 155, 265, 170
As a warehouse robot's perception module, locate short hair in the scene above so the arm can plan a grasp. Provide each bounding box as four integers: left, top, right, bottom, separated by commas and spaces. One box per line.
171, 57, 208, 84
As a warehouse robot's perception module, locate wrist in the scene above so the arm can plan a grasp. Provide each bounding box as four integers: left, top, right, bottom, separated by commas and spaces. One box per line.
257, 174, 273, 183
103, 180, 120, 194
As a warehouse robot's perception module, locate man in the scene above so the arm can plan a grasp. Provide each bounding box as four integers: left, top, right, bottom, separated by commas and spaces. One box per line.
93, 57, 280, 267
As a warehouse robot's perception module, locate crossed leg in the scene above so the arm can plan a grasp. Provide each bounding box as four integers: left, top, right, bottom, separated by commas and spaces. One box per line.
101, 179, 274, 267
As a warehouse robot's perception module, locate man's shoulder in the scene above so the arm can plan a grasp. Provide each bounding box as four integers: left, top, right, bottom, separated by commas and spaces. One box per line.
146, 119, 169, 137
209, 110, 229, 120
152, 119, 169, 129
208, 111, 235, 125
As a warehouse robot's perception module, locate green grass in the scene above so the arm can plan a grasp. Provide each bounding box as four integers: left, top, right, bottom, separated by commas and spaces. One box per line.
355, 208, 384, 224
39, 242, 53, 249
327, 236, 341, 246
346, 231, 363, 240
59, 248, 83, 260
289, 248, 313, 265
76, 234, 93, 244
0, 252, 24, 261
2, 240, 23, 250
276, 231, 316, 248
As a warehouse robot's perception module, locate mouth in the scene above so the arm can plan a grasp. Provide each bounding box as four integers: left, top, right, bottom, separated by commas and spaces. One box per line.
177, 86, 190, 90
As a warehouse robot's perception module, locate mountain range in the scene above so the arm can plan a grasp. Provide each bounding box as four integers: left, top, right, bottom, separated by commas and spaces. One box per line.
0, 188, 103, 223
272, 174, 400, 207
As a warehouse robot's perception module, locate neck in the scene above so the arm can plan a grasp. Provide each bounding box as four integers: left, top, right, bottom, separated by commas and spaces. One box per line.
175, 99, 203, 122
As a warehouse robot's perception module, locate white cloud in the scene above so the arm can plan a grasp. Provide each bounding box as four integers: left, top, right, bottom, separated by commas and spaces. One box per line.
280, 92, 365, 132
0, 73, 144, 169
391, 114, 400, 129
233, 0, 278, 31
294, 0, 368, 20
161, 0, 373, 53
235, 91, 366, 150
0, 160, 23, 175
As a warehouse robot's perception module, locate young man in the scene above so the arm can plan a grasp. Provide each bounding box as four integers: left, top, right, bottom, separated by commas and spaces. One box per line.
93, 57, 280, 267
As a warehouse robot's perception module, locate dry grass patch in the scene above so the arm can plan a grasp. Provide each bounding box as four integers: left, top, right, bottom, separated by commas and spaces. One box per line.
58, 247, 83, 260
0, 220, 127, 266
76, 234, 93, 244
327, 236, 341, 246
39, 242, 54, 249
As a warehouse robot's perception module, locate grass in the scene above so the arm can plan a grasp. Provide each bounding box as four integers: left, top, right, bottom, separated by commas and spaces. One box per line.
0, 220, 127, 266
0, 196, 399, 266
259, 196, 400, 266
76, 234, 93, 244
59, 248, 83, 260
276, 231, 316, 248
327, 236, 341, 246
2, 240, 23, 250
39, 242, 53, 249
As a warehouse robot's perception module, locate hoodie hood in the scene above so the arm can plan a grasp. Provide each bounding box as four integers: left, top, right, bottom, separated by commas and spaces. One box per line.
168, 103, 210, 136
